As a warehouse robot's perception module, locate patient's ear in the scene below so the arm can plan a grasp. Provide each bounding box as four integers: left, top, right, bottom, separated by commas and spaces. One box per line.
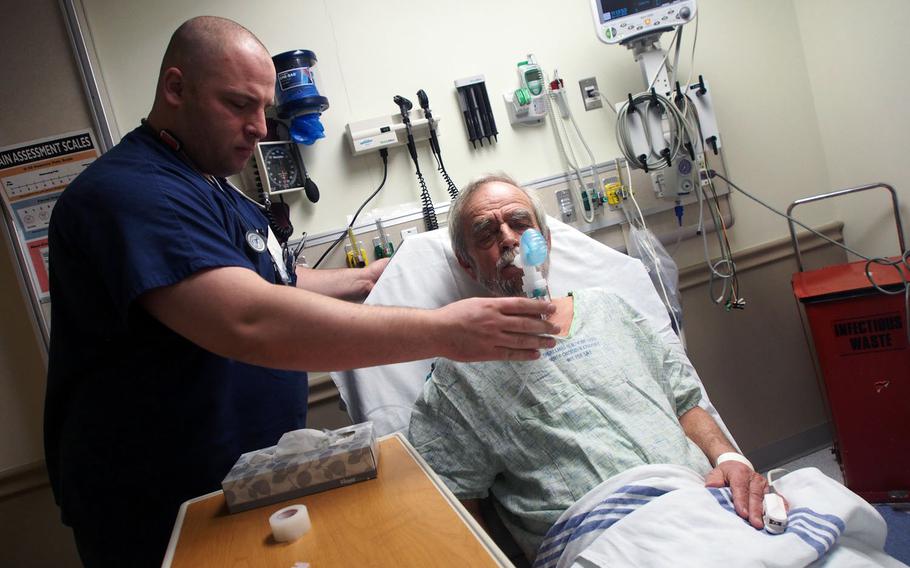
456, 253, 478, 280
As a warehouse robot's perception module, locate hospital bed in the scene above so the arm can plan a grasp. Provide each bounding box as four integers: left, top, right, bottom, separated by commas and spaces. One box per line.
329, 218, 906, 567
330, 216, 736, 443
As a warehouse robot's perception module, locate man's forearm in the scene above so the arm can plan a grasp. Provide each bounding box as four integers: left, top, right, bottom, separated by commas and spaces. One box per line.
295, 264, 378, 301
678, 406, 737, 465
140, 266, 559, 372
146, 266, 442, 370
685, 406, 770, 529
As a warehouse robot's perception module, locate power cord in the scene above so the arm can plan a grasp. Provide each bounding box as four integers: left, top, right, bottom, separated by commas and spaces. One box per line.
709, 170, 871, 261
616, 89, 692, 172
674, 81, 742, 310
708, 169, 910, 340
610, 11, 742, 311
312, 149, 389, 268
698, 158, 742, 309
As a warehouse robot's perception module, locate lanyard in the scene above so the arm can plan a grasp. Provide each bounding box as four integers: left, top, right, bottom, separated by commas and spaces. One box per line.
213, 178, 291, 286
140, 120, 292, 286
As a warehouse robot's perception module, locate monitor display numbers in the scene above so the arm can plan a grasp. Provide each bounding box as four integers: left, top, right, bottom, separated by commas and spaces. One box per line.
599, 0, 681, 22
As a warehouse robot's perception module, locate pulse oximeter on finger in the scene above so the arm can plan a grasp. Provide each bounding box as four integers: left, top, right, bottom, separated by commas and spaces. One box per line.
763, 492, 787, 534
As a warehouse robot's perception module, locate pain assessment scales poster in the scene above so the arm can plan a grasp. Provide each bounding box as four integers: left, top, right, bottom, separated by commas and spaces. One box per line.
0, 130, 99, 336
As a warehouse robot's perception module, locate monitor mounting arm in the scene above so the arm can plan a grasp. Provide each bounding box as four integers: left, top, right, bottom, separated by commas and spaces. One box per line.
627, 32, 672, 95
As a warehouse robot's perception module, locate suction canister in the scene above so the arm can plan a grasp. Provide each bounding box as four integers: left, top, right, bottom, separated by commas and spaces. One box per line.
272, 50, 330, 144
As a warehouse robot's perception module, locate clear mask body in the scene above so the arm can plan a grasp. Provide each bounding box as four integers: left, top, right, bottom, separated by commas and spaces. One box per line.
515, 228, 551, 302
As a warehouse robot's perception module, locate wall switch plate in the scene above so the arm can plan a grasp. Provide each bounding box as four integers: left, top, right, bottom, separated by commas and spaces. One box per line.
579, 77, 603, 111
400, 227, 419, 240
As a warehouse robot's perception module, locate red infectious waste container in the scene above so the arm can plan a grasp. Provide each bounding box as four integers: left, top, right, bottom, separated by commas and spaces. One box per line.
788, 182, 909, 503
793, 260, 910, 503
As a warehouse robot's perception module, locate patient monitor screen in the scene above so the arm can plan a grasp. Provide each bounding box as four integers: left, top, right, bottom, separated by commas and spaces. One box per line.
597, 0, 685, 22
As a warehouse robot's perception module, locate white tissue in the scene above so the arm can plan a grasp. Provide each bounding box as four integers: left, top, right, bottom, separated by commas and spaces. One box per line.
249, 447, 276, 465
275, 429, 331, 456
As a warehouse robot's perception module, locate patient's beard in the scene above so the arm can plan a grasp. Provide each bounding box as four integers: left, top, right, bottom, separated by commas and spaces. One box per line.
480, 248, 524, 297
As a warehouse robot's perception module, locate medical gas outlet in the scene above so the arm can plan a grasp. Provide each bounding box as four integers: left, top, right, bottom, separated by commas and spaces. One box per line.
558, 184, 616, 223
651, 157, 696, 199
604, 181, 625, 209
556, 189, 576, 223
504, 55, 548, 126
581, 184, 604, 213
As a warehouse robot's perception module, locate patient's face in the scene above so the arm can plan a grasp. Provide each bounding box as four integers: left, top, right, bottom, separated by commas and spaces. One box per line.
460, 182, 542, 297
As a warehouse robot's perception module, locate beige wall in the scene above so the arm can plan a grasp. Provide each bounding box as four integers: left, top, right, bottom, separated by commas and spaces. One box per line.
78, 0, 837, 257
793, 0, 910, 258
0, 0, 97, 476
682, 227, 846, 466
3, 0, 908, 564
0, 0, 93, 473
0, 2, 92, 565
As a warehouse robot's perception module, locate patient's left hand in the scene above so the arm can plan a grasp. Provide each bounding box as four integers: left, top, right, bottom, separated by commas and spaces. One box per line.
704, 462, 769, 529
348, 257, 390, 300
362, 257, 390, 284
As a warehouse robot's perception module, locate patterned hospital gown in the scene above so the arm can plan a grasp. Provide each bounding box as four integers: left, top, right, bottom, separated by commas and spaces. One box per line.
407, 288, 713, 559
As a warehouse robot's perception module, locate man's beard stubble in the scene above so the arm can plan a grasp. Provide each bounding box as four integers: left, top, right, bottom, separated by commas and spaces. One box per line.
480, 247, 524, 297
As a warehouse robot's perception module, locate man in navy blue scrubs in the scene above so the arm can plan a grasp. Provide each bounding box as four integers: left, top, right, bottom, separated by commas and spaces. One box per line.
45, 16, 558, 567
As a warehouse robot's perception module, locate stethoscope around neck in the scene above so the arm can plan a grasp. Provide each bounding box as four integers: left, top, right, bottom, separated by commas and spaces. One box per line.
141, 118, 292, 285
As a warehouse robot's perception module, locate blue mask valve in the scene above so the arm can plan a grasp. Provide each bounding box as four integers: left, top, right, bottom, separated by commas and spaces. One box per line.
521, 229, 548, 267
519, 229, 550, 301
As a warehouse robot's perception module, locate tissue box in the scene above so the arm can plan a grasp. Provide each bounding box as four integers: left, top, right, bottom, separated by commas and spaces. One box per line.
222, 422, 380, 513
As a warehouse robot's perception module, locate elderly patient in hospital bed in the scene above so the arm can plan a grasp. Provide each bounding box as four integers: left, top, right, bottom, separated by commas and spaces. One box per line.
333, 175, 904, 567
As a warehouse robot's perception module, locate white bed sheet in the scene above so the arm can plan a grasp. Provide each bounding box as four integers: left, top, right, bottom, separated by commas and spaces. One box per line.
532, 464, 906, 568
330, 216, 735, 442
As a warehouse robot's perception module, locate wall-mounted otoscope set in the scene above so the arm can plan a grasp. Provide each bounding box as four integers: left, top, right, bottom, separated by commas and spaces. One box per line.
417, 89, 459, 201
343, 87, 462, 234
394, 94, 439, 231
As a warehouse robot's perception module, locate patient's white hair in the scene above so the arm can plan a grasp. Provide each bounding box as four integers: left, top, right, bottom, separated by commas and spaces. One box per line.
448, 174, 550, 266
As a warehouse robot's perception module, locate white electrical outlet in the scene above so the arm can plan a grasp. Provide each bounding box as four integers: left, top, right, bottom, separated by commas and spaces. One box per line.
579, 77, 603, 111
400, 227, 419, 240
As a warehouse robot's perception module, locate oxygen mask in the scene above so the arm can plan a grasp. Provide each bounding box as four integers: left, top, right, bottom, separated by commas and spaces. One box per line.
513, 228, 551, 302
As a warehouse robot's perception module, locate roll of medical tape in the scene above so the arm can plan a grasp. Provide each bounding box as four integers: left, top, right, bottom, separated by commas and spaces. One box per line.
269, 504, 312, 543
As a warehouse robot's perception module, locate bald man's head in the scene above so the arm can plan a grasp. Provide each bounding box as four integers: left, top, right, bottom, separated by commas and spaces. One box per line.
159, 16, 268, 85
147, 16, 275, 177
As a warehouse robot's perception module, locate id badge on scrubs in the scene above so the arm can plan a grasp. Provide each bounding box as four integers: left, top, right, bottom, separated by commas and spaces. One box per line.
266, 227, 291, 285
